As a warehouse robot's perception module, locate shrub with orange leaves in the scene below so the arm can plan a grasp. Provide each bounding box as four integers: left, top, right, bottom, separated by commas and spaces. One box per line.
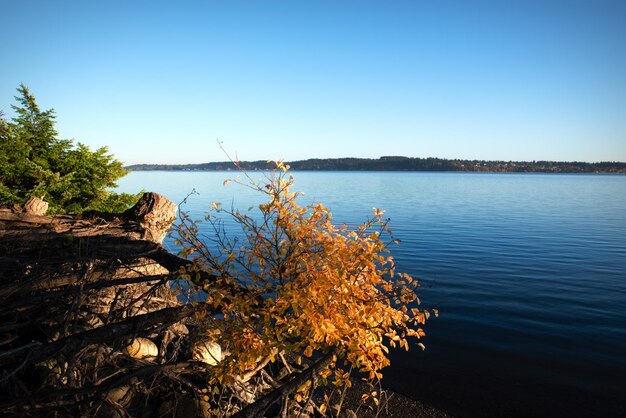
175, 162, 430, 403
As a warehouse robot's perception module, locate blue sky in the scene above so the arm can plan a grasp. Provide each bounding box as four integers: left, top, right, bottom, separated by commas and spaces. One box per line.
1, 0, 625, 164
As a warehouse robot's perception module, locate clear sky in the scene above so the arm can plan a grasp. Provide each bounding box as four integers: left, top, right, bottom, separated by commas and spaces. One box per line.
1, 0, 625, 164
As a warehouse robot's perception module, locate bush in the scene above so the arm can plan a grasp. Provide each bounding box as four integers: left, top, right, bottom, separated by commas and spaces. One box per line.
0, 84, 139, 214
175, 163, 432, 411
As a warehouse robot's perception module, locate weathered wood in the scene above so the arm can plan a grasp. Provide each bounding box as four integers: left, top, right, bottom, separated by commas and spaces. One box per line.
232, 352, 335, 418
0, 360, 206, 411
2, 274, 172, 311
0, 192, 221, 292
1, 191, 175, 245
23, 196, 49, 216
0, 193, 199, 414
4, 237, 220, 289
0, 209, 58, 224
0, 304, 201, 367
123, 192, 177, 243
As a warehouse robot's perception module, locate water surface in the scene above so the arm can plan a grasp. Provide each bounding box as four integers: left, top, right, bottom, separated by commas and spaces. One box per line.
118, 171, 626, 417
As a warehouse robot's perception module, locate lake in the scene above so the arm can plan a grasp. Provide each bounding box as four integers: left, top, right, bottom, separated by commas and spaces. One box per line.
117, 171, 626, 417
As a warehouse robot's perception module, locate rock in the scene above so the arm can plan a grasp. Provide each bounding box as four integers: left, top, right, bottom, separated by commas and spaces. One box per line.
191, 340, 222, 365
23, 196, 48, 215
105, 385, 134, 406
124, 338, 158, 360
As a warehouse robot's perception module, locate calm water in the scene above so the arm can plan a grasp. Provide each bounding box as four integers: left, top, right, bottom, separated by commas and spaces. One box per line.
117, 171, 626, 417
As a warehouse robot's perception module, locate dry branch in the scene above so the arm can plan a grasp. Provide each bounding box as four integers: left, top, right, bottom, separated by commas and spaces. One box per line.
0, 304, 201, 368
0, 360, 207, 412
232, 352, 335, 418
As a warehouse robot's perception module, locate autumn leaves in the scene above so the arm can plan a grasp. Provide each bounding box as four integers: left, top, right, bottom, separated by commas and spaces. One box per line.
175, 163, 431, 405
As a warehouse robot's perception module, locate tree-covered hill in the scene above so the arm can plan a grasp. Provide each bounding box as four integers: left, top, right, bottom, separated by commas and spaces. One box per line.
127, 156, 626, 173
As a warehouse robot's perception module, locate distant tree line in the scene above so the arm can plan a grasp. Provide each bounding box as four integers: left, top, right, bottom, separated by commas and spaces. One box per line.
127, 156, 626, 173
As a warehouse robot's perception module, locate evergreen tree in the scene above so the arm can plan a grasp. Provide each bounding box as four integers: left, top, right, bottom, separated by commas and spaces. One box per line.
0, 85, 139, 214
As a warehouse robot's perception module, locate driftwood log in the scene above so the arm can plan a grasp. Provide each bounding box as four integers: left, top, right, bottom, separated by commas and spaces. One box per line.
0, 193, 210, 416
0, 193, 336, 417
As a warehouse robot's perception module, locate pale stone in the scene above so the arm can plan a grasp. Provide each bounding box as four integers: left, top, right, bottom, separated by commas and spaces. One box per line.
192, 340, 222, 365
124, 337, 158, 360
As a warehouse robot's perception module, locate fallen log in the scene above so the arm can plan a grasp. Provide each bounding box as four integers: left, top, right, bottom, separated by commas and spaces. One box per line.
0, 193, 213, 415
0, 360, 207, 412
0, 191, 220, 297
0, 304, 201, 368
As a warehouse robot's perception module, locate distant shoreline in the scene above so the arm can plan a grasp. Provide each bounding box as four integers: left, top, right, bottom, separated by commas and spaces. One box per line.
126, 156, 626, 174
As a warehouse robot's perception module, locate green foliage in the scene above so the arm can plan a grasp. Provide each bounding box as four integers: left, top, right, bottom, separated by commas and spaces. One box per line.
0, 85, 139, 214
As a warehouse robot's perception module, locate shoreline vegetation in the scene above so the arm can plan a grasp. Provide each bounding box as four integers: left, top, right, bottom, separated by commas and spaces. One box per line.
0, 192, 448, 418
127, 156, 626, 174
